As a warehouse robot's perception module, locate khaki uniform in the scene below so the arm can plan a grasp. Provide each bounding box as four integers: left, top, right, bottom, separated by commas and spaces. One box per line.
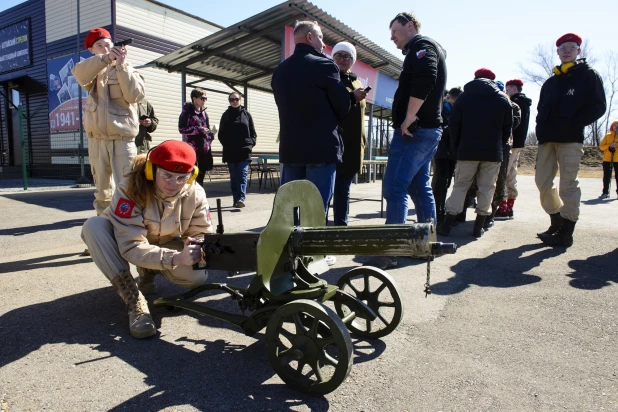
535, 142, 584, 222
81, 179, 214, 288
506, 147, 522, 198
72, 54, 145, 215
445, 161, 501, 216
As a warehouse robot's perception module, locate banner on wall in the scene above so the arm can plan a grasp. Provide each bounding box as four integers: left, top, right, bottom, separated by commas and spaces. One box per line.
373, 72, 398, 110
283, 26, 379, 104
47, 52, 92, 133
0, 19, 31, 74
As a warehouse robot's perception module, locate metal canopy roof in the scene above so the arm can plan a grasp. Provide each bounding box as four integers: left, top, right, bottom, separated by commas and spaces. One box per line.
150, 0, 403, 95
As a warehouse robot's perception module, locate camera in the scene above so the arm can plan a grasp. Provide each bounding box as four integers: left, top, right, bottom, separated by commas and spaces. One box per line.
139, 115, 148, 121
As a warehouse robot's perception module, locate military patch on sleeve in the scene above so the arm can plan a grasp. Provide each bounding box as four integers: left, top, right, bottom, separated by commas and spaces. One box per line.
114, 198, 135, 218
206, 206, 211, 222
416, 49, 427, 59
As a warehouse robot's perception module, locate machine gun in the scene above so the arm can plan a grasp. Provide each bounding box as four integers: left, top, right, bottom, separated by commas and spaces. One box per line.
154, 180, 456, 395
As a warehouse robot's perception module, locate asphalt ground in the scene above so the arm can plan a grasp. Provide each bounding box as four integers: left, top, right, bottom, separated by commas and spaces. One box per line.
0, 175, 617, 411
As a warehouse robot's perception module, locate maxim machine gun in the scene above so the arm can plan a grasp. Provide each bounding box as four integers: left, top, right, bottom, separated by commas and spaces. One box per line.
153, 181, 456, 395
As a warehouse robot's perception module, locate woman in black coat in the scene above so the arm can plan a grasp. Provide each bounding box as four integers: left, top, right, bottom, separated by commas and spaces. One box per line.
218, 92, 257, 208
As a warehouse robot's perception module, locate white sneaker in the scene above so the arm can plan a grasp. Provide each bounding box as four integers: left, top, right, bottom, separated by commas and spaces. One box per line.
324, 255, 336, 266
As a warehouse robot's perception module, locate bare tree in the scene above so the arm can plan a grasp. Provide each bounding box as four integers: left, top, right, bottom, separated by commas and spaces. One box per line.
525, 131, 538, 146
520, 39, 613, 146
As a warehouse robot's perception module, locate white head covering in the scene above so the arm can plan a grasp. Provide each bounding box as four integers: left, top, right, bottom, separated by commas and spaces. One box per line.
332, 41, 357, 67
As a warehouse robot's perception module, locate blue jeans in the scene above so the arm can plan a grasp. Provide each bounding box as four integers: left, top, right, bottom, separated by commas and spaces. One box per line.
280, 163, 336, 216
383, 127, 442, 224
333, 170, 356, 226
228, 160, 250, 204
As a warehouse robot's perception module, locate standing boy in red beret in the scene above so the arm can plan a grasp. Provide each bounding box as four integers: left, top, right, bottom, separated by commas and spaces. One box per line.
497, 79, 532, 219
72, 28, 145, 218
535, 33, 606, 247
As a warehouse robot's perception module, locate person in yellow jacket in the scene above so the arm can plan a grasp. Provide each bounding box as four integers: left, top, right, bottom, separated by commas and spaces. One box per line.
72, 28, 145, 216
81, 140, 214, 338
599, 121, 618, 199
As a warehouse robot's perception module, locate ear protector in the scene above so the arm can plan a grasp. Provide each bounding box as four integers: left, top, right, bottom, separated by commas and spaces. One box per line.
144, 146, 199, 185
553, 61, 575, 76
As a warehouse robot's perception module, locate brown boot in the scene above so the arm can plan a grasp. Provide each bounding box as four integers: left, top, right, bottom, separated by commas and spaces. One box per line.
136, 267, 158, 295
111, 271, 157, 339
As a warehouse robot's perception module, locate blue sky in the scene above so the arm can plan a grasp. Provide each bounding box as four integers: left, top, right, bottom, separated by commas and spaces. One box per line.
3, 0, 617, 122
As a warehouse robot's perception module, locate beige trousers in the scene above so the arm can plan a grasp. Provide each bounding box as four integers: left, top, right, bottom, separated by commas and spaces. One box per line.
88, 137, 137, 215
506, 147, 522, 199
445, 160, 501, 216
535, 142, 584, 222
81, 216, 208, 289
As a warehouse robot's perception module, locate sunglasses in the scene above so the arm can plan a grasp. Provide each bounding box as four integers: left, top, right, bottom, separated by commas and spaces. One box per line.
396, 13, 411, 22
229, 98, 240, 102
199, 96, 207, 101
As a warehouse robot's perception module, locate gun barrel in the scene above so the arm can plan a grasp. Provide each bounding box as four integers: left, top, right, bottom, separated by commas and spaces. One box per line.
289, 224, 457, 257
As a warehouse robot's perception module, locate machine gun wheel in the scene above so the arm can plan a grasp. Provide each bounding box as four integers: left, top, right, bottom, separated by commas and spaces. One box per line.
334, 267, 403, 339
265, 299, 353, 395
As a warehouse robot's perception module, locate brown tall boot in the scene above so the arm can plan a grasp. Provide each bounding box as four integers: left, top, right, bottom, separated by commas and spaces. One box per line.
111, 271, 157, 339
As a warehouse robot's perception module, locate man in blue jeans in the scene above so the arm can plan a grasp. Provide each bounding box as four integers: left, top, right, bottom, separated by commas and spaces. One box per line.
366, 12, 447, 270
272, 21, 366, 265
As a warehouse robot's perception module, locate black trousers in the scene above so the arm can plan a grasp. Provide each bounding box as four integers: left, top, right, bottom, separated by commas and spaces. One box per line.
602, 161, 618, 194
431, 158, 456, 217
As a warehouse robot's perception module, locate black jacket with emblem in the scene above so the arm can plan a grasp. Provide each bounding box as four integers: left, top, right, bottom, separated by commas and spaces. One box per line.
536, 61, 606, 144
449, 78, 513, 162
218, 105, 256, 163
272, 43, 352, 164
392, 35, 447, 131
510, 92, 531, 148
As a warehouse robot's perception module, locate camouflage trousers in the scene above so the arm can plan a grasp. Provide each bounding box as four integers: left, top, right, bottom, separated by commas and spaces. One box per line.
464, 145, 511, 209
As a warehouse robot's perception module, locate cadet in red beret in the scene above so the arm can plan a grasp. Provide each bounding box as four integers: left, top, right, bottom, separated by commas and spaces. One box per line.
474, 68, 496, 80
498, 79, 533, 220
81, 140, 213, 339
534, 32, 606, 247
72, 27, 145, 222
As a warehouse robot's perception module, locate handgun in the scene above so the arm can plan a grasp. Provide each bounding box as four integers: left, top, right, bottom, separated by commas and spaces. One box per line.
113, 38, 133, 47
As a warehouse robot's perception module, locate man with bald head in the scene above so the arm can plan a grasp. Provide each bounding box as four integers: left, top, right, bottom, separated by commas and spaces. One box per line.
272, 21, 366, 217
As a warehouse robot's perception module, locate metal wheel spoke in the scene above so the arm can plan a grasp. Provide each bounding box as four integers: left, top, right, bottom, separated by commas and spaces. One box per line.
363, 274, 370, 293
279, 327, 295, 341
311, 361, 325, 383
365, 317, 372, 332
321, 351, 339, 367
308, 317, 320, 339
378, 301, 396, 308
278, 347, 294, 359
375, 311, 390, 325
293, 313, 308, 334
316, 335, 336, 349
345, 279, 360, 295
296, 360, 306, 376
374, 282, 388, 297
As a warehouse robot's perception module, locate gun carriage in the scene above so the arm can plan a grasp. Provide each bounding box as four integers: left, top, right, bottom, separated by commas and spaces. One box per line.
153, 181, 456, 394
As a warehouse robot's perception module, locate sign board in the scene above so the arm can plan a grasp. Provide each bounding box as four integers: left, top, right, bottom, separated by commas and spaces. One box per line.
0, 19, 31, 73
47, 52, 92, 133
373, 72, 399, 110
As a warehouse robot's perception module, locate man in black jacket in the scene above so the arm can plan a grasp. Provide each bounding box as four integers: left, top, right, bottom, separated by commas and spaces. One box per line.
535, 32, 606, 247
366, 12, 447, 270
498, 79, 532, 218
272, 20, 366, 214
438, 68, 513, 238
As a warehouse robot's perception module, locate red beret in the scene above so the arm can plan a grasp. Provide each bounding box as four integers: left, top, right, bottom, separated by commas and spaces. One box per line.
149, 140, 196, 173
474, 68, 496, 80
556, 33, 582, 47
84, 28, 111, 49
506, 79, 524, 87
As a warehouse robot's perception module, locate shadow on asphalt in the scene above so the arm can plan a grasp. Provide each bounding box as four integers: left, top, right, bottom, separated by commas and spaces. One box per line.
567, 247, 618, 290
0, 252, 92, 274
0, 218, 87, 236
581, 197, 617, 205
1, 189, 95, 212
430, 243, 566, 295
0, 264, 388, 410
